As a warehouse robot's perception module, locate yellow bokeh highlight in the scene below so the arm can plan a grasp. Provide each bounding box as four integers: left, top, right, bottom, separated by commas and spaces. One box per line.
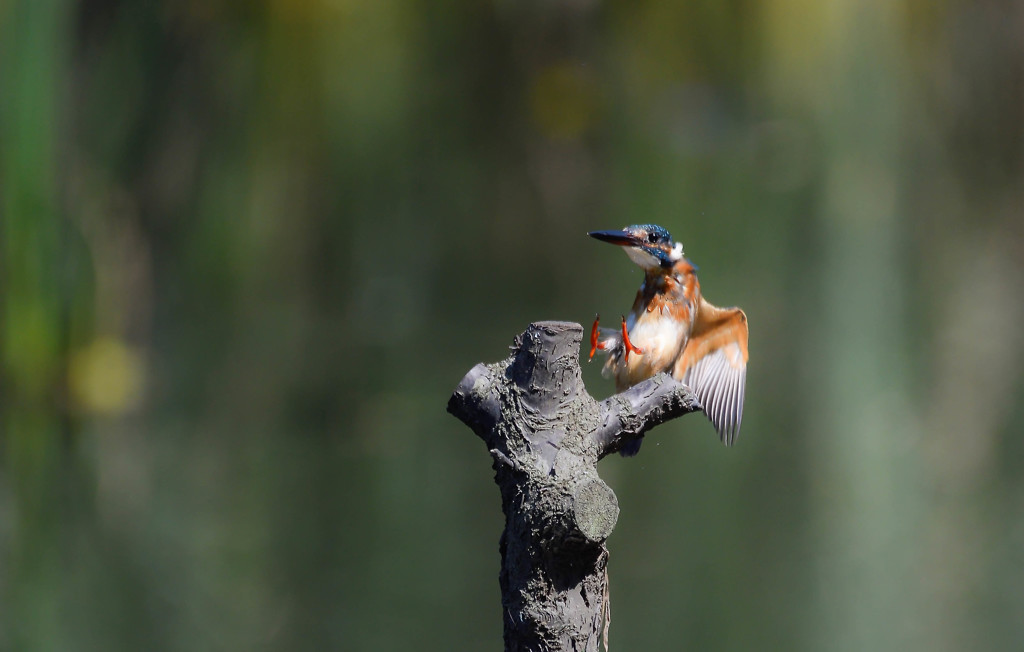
68, 338, 145, 416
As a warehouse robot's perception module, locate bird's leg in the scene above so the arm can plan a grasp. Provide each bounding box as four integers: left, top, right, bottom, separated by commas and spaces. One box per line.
620, 315, 643, 362
589, 313, 605, 361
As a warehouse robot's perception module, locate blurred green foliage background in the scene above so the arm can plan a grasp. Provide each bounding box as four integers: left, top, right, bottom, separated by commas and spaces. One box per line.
2, 0, 1023, 650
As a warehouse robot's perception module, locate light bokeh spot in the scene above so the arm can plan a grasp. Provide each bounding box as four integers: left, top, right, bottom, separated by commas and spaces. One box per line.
69, 338, 145, 416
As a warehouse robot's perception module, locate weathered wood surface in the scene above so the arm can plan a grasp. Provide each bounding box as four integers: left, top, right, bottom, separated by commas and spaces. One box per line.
448, 321, 701, 651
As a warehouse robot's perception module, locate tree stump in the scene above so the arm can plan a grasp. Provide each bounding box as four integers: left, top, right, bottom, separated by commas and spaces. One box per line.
447, 321, 701, 651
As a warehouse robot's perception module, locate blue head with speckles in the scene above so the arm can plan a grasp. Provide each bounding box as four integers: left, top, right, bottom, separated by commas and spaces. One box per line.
588, 224, 684, 270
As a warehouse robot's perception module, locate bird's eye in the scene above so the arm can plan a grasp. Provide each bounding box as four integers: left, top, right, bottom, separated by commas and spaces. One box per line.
648, 233, 659, 243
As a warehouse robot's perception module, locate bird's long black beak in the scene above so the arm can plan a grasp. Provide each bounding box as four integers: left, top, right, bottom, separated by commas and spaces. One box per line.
588, 229, 642, 247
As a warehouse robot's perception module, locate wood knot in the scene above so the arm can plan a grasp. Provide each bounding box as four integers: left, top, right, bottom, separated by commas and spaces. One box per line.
573, 479, 619, 543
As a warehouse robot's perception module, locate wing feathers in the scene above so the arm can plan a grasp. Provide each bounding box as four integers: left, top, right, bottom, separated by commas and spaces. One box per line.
675, 299, 748, 445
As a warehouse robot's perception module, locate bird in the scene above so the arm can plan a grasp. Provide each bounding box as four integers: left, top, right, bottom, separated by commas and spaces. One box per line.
588, 224, 748, 455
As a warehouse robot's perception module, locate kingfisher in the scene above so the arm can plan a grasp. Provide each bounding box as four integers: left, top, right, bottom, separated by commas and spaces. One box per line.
588, 224, 748, 455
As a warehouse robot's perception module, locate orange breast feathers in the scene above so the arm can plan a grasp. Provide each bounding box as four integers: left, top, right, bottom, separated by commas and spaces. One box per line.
673, 298, 749, 445
612, 273, 697, 391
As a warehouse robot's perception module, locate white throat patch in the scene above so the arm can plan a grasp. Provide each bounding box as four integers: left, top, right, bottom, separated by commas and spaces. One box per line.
624, 246, 661, 270
669, 242, 684, 262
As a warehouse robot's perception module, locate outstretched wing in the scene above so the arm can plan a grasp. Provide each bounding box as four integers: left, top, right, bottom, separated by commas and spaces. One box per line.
673, 299, 748, 446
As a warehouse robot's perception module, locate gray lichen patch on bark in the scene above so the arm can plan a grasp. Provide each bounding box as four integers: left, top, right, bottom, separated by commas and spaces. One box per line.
448, 321, 700, 651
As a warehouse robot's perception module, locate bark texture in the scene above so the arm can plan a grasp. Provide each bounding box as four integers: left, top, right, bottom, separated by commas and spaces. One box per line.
447, 321, 701, 651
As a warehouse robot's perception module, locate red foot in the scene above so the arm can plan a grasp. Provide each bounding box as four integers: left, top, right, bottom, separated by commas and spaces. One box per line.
621, 315, 643, 362
589, 314, 603, 361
